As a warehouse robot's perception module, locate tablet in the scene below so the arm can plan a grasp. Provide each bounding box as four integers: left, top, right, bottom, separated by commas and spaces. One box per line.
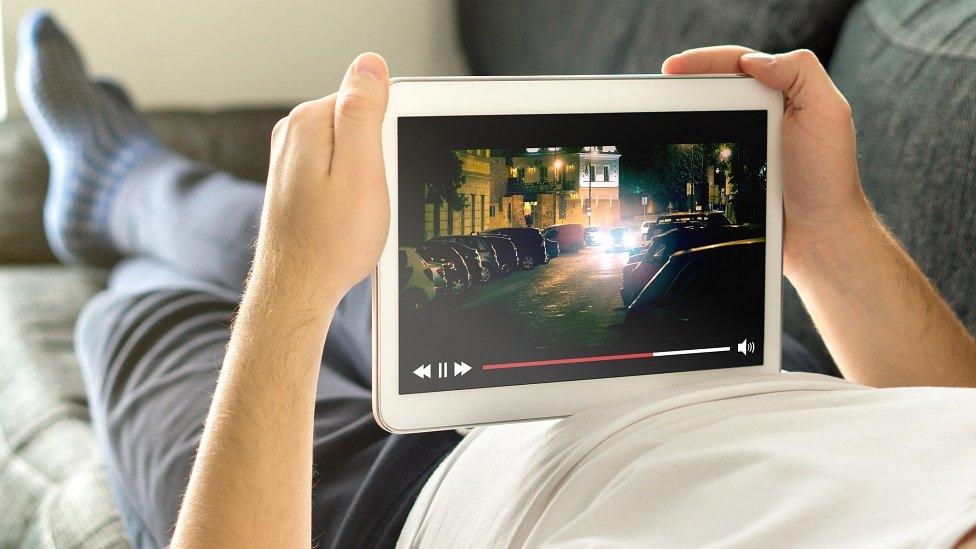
374, 75, 783, 433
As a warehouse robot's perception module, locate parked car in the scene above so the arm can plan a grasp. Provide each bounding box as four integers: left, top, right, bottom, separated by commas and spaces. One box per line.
398, 246, 437, 313
584, 226, 602, 247
441, 241, 488, 284
620, 224, 765, 305
426, 260, 449, 293
606, 227, 636, 251
485, 227, 548, 269
542, 223, 585, 253
645, 211, 731, 240
623, 238, 765, 345
415, 241, 471, 295
434, 235, 500, 281
544, 235, 560, 259
481, 234, 519, 275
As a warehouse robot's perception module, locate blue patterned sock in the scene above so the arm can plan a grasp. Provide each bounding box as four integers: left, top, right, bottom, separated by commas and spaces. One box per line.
15, 11, 164, 266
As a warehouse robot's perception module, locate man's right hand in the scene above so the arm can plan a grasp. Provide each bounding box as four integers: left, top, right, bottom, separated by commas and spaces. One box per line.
663, 46, 976, 387
663, 46, 870, 281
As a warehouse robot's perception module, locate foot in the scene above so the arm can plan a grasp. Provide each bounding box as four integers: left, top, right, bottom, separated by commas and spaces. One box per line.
15, 11, 162, 266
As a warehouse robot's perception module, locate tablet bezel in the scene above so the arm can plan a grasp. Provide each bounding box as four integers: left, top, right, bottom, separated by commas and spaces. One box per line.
374, 75, 783, 433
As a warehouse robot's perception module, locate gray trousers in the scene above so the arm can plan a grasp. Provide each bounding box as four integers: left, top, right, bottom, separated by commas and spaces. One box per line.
74, 154, 461, 548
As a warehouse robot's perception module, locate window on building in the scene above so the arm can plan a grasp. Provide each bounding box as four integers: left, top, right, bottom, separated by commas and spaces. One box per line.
540, 166, 548, 181
603, 165, 610, 182
588, 164, 595, 181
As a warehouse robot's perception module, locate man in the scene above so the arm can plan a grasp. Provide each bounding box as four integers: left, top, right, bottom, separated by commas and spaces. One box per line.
15, 11, 976, 549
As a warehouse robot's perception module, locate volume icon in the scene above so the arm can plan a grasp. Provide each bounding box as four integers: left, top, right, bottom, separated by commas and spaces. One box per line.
737, 339, 756, 355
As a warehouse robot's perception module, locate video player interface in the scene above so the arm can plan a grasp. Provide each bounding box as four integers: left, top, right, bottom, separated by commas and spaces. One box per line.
397, 111, 767, 394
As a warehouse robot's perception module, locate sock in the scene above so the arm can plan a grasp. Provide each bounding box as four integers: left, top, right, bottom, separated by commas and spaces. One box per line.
15, 10, 164, 266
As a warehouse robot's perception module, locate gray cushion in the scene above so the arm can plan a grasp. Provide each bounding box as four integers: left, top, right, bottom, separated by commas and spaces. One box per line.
457, 0, 856, 76
780, 0, 976, 368
0, 108, 288, 264
0, 265, 127, 547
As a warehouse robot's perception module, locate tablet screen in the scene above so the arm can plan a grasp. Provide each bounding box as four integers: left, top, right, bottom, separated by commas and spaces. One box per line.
397, 111, 767, 394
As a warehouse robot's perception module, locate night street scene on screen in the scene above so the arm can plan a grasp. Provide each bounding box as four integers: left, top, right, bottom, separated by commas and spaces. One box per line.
397, 111, 768, 393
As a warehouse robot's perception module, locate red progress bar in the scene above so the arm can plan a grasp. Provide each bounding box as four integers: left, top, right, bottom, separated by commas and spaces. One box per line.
482, 352, 654, 370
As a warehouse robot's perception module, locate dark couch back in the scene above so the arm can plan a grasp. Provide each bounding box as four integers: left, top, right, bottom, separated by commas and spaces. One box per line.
458, 0, 856, 76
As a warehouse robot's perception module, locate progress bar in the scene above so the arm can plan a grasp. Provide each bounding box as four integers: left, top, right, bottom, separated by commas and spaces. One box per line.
482, 346, 732, 371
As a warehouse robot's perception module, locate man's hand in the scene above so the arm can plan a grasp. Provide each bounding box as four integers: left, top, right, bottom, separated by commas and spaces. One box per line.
664, 46, 976, 387
255, 52, 390, 304
664, 46, 868, 279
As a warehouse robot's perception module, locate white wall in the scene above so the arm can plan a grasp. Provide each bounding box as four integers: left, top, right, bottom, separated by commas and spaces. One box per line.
1, 0, 469, 117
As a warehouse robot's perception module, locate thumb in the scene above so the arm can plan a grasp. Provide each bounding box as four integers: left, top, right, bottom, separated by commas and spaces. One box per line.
739, 50, 848, 114
332, 52, 390, 172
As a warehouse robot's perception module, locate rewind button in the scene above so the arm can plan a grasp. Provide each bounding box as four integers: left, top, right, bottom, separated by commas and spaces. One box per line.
413, 364, 432, 379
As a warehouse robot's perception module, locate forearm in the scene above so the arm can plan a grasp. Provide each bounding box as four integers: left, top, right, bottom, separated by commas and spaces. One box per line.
788, 196, 976, 388
172, 257, 338, 548
170, 51, 389, 546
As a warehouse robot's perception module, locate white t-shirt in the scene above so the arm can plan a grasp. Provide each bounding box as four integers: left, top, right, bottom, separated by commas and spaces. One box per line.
398, 372, 976, 548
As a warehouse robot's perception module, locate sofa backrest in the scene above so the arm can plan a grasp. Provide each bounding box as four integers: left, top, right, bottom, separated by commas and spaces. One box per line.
456, 0, 856, 76
0, 108, 288, 263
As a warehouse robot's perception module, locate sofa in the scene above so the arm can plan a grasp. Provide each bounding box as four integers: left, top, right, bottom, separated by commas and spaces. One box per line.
2, 0, 974, 546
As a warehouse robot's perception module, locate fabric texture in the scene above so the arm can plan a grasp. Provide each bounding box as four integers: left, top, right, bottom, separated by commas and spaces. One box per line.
0, 265, 126, 548
823, 0, 976, 354
457, 0, 857, 77
400, 372, 976, 548
0, 116, 56, 263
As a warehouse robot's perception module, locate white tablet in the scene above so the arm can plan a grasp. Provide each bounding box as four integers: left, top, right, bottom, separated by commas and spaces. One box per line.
374, 75, 783, 433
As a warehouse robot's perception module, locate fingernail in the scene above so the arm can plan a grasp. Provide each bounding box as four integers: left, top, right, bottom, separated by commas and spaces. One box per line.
742, 52, 775, 63
351, 53, 387, 80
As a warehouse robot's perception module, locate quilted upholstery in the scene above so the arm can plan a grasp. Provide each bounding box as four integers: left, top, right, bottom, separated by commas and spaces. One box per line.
0, 265, 121, 548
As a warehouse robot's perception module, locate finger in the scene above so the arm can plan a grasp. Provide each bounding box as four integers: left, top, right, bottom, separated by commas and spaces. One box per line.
332, 52, 389, 176
662, 45, 755, 74
739, 49, 848, 112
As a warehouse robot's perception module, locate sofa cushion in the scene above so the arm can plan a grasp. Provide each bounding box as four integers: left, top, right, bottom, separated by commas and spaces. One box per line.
0, 107, 288, 264
457, 0, 856, 77
0, 265, 129, 547
779, 0, 976, 367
